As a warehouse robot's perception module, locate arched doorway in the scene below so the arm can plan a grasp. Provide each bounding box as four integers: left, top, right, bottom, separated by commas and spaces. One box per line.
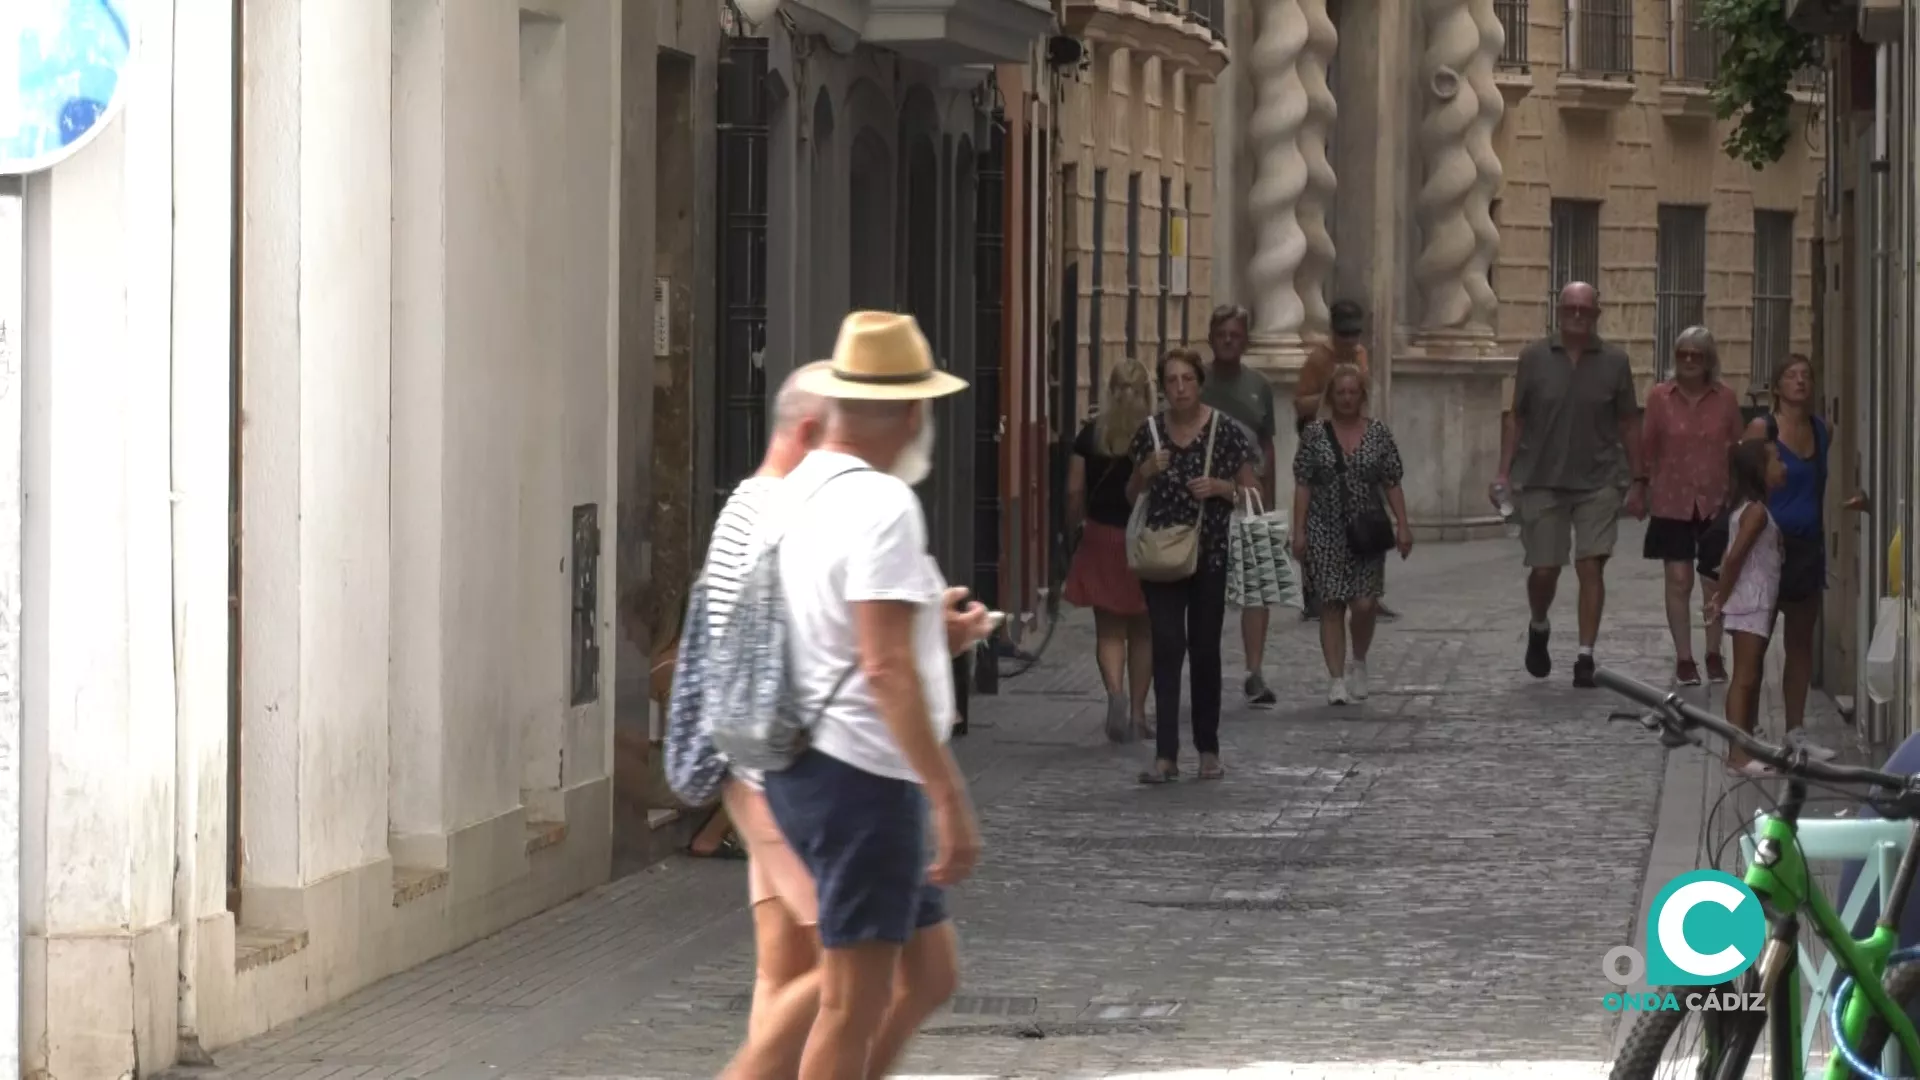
848, 128, 893, 311
809, 88, 839, 355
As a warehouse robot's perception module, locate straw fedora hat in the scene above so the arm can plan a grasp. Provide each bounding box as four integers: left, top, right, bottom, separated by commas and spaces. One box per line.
795, 311, 969, 401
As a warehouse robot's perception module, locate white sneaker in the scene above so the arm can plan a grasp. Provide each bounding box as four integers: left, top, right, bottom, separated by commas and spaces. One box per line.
1785, 729, 1838, 762
1327, 677, 1350, 706
1349, 659, 1369, 701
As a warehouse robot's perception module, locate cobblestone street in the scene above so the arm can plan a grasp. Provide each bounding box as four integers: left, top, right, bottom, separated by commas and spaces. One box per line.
188, 529, 1724, 1079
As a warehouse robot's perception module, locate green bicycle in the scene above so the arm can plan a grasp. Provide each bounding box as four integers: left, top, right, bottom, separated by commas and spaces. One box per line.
1598, 667, 1920, 1079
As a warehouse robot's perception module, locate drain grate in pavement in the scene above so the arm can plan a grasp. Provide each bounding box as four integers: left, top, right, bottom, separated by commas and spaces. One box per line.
1130, 897, 1343, 912
1065, 835, 1309, 856
725, 993, 1037, 1016
1082, 1000, 1184, 1020
949, 994, 1039, 1016
922, 1020, 1179, 1039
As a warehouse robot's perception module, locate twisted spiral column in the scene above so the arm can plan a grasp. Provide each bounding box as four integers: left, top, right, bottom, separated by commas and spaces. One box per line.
1462, 0, 1507, 328
1413, 0, 1483, 330
1295, 0, 1339, 334
1245, 0, 1310, 339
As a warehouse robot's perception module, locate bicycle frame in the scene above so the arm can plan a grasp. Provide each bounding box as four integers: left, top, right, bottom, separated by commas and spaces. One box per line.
1733, 778, 1920, 1078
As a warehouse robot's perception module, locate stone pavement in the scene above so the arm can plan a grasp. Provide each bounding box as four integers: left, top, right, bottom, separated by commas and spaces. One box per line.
183, 526, 1730, 1079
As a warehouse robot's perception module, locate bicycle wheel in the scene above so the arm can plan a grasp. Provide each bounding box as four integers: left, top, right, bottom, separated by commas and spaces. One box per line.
1610, 975, 1766, 1080
1837, 960, 1920, 1077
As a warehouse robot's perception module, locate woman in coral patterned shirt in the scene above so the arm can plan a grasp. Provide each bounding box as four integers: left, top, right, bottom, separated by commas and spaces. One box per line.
1641, 326, 1746, 687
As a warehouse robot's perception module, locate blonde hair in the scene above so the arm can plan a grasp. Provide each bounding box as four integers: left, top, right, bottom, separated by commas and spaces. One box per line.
1095, 356, 1155, 456
1324, 363, 1369, 415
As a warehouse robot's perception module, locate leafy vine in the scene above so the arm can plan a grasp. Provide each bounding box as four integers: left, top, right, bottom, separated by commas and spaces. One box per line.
1701, 0, 1821, 170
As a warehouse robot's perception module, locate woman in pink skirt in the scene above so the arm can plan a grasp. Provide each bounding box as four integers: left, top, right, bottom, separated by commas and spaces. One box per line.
1065, 357, 1155, 743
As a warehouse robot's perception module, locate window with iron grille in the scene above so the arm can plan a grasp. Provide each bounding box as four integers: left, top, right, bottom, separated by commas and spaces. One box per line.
1668, 0, 1718, 82
1092, 169, 1107, 381
1127, 171, 1141, 358
1182, 182, 1193, 344
1654, 204, 1708, 382
1158, 176, 1171, 357
1495, 0, 1529, 69
1752, 210, 1794, 389
1548, 198, 1601, 332
1565, 0, 1633, 76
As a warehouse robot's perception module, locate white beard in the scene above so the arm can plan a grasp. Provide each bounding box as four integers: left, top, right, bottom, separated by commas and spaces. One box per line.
890, 410, 936, 486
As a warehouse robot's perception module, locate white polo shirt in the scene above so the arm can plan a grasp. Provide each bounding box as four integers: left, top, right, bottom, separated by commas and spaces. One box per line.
777, 450, 956, 783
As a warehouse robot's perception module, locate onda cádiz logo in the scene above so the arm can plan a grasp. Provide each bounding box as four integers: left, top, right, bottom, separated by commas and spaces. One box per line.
1600, 870, 1769, 1013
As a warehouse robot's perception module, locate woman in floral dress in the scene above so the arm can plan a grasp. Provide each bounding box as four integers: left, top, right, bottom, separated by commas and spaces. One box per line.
1291, 365, 1412, 705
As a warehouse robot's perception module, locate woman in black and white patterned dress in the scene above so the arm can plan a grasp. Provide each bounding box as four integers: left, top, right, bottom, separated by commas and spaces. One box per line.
1125, 349, 1259, 784
1291, 364, 1412, 706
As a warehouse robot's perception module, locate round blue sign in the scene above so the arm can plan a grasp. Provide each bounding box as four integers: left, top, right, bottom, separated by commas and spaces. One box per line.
1, 0, 134, 176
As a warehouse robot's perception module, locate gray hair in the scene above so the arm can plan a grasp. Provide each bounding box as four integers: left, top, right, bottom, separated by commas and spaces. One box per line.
1208, 304, 1251, 338
1672, 326, 1719, 378
773, 362, 831, 432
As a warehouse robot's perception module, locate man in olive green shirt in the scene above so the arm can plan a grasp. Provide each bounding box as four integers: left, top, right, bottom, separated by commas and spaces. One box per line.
1201, 305, 1281, 707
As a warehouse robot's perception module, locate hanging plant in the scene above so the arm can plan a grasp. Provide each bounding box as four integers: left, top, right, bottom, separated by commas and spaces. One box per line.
1702, 0, 1821, 170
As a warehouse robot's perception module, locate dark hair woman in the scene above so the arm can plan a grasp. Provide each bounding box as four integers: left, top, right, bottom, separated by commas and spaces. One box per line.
1126, 349, 1259, 784
1741, 354, 1855, 762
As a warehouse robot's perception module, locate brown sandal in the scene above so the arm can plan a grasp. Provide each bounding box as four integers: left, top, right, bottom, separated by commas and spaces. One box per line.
1197, 755, 1226, 781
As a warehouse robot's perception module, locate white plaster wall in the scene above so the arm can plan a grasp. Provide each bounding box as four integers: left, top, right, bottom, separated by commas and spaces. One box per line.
390, 0, 454, 849
19, 4, 191, 1072
241, 0, 394, 888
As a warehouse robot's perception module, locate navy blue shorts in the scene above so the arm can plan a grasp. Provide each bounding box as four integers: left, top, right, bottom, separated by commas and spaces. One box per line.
763, 749, 949, 949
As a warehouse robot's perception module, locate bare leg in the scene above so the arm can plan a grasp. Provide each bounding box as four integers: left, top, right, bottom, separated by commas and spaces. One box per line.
1780, 595, 1819, 734
1699, 574, 1725, 659
1348, 597, 1379, 663
1527, 566, 1561, 624
1724, 631, 1769, 769
722, 903, 823, 1080
864, 923, 960, 1080
1663, 560, 1696, 663
1574, 555, 1608, 648
1319, 602, 1348, 678
1125, 615, 1154, 728
799, 942, 901, 1080
1241, 606, 1271, 678
1092, 609, 1127, 700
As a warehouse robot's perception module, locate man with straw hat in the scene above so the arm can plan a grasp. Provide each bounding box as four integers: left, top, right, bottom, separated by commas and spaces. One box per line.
764, 311, 994, 1078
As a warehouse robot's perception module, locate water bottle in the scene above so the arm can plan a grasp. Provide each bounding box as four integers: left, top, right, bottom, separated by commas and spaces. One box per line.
1492, 481, 1519, 538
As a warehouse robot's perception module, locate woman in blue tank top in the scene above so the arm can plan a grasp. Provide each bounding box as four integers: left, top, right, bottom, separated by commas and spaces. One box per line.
1741, 354, 1865, 758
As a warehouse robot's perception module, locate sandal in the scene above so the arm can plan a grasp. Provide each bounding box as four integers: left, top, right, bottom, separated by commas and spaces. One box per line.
1138, 759, 1179, 785
1197, 755, 1226, 781
1135, 715, 1156, 740
687, 809, 748, 860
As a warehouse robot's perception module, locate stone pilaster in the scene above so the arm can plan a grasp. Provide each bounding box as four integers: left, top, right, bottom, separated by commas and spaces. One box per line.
1413, 0, 1504, 335
1245, 0, 1310, 346
1296, 0, 1338, 334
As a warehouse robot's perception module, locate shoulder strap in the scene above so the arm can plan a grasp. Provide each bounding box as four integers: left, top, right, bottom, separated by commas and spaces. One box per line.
1202, 410, 1218, 475
766, 465, 877, 551
1765, 413, 1779, 443
1324, 420, 1345, 472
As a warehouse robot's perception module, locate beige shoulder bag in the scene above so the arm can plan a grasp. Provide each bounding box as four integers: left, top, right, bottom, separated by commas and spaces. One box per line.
1126, 413, 1216, 582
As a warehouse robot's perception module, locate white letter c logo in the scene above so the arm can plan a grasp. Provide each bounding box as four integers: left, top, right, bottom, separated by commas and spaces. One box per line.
1658, 879, 1751, 978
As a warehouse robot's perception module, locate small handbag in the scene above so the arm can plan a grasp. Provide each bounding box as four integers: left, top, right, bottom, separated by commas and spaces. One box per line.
1126, 414, 1216, 582
1324, 420, 1397, 558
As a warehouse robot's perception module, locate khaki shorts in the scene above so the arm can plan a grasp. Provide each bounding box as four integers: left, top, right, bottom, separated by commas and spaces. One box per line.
1517, 486, 1623, 568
